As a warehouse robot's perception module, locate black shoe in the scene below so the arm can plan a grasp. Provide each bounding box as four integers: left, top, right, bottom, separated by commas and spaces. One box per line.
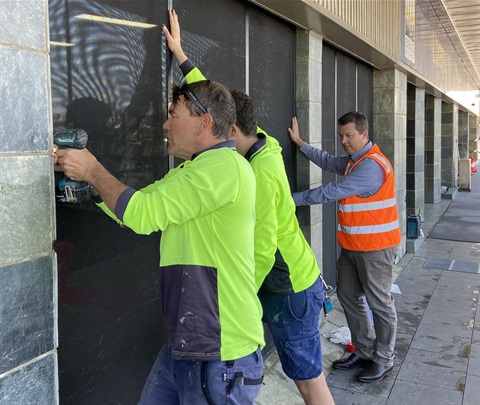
332, 353, 371, 370
356, 361, 393, 383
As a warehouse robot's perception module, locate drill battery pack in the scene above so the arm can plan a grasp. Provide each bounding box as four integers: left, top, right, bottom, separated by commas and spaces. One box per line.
53, 128, 88, 149
56, 178, 91, 204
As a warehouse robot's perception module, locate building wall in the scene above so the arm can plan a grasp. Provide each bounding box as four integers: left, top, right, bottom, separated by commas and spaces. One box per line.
314, 0, 401, 62
0, 1, 58, 405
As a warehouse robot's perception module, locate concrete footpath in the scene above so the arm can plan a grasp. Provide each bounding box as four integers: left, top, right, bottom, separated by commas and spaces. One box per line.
256, 170, 480, 405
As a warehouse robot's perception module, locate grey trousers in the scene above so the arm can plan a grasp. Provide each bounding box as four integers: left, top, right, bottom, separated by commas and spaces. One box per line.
336, 246, 398, 366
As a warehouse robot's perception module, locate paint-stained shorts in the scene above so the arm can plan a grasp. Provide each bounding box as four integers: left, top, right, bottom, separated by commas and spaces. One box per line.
137, 345, 263, 405
258, 277, 325, 380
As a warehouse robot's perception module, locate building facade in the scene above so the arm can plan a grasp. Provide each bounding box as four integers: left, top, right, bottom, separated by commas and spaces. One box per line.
1, 0, 478, 404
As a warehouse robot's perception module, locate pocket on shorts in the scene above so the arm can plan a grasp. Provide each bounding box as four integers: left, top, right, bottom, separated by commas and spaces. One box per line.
287, 290, 308, 320
287, 284, 324, 321
284, 332, 323, 380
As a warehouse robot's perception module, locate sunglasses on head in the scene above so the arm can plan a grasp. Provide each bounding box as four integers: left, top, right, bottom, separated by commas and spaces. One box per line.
179, 82, 208, 115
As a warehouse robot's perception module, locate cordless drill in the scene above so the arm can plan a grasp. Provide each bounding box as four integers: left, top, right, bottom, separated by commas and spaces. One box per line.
54, 128, 91, 204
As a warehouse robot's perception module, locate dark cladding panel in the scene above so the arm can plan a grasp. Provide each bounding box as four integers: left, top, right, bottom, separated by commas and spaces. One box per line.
173, 0, 246, 90
336, 52, 357, 120
321, 44, 339, 288
248, 8, 296, 188
357, 62, 374, 140
49, 1, 169, 404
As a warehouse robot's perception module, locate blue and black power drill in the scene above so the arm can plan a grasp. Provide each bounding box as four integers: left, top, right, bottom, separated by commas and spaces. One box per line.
54, 128, 91, 204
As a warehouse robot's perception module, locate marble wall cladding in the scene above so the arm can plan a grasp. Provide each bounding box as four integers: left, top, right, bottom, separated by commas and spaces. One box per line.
468, 115, 478, 143
0, 156, 53, 264
296, 58, 311, 102
405, 85, 425, 216
372, 69, 408, 246
0, 255, 54, 374
424, 95, 442, 203
440, 103, 459, 187
295, 30, 310, 59
0, 354, 56, 405
415, 154, 424, 172
310, 221, 323, 261
0, 47, 49, 153
457, 110, 469, 159
0, 1, 46, 50
308, 102, 323, 144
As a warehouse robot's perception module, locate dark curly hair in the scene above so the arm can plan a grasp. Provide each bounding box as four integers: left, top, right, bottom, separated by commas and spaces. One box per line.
230, 89, 258, 137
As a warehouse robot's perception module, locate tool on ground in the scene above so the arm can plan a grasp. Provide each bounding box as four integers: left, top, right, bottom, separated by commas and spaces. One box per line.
54, 129, 91, 204
406, 209, 421, 239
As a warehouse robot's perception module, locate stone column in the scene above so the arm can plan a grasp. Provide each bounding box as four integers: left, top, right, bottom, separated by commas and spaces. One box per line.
457, 110, 469, 159
424, 95, 442, 203
468, 114, 479, 161
0, 2, 57, 405
406, 84, 425, 217
373, 69, 407, 258
441, 103, 459, 187
294, 30, 324, 267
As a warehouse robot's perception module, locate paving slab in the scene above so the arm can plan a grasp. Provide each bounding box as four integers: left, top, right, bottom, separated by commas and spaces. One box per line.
396, 348, 467, 390
463, 374, 480, 405
411, 324, 472, 356
330, 387, 387, 405
415, 239, 456, 259
394, 267, 441, 296
386, 380, 463, 405
448, 241, 480, 262
468, 323, 480, 377
428, 275, 479, 312
394, 293, 429, 335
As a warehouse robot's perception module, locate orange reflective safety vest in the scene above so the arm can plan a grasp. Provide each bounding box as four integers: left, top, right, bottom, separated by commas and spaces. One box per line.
337, 144, 401, 251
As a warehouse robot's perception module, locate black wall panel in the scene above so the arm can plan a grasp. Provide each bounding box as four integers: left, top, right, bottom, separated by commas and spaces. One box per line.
336, 52, 357, 121
357, 62, 374, 140
321, 45, 339, 288
50, 1, 170, 403
172, 0, 246, 89
248, 8, 296, 188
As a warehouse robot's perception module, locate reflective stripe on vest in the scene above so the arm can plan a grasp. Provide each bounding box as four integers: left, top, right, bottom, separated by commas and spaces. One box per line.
338, 197, 397, 213
338, 219, 400, 235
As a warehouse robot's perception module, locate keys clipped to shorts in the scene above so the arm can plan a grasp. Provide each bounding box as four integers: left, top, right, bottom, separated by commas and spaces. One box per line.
321, 277, 333, 316
323, 295, 333, 316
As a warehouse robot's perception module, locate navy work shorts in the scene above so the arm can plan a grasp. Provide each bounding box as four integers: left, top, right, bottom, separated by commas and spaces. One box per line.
137, 344, 263, 405
259, 277, 325, 380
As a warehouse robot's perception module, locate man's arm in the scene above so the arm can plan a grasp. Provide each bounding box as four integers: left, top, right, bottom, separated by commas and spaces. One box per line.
288, 116, 305, 148
163, 10, 188, 65
293, 158, 385, 206
289, 115, 347, 174
164, 10, 206, 84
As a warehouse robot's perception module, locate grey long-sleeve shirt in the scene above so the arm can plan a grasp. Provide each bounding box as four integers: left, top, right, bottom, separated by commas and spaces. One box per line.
292, 141, 385, 206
